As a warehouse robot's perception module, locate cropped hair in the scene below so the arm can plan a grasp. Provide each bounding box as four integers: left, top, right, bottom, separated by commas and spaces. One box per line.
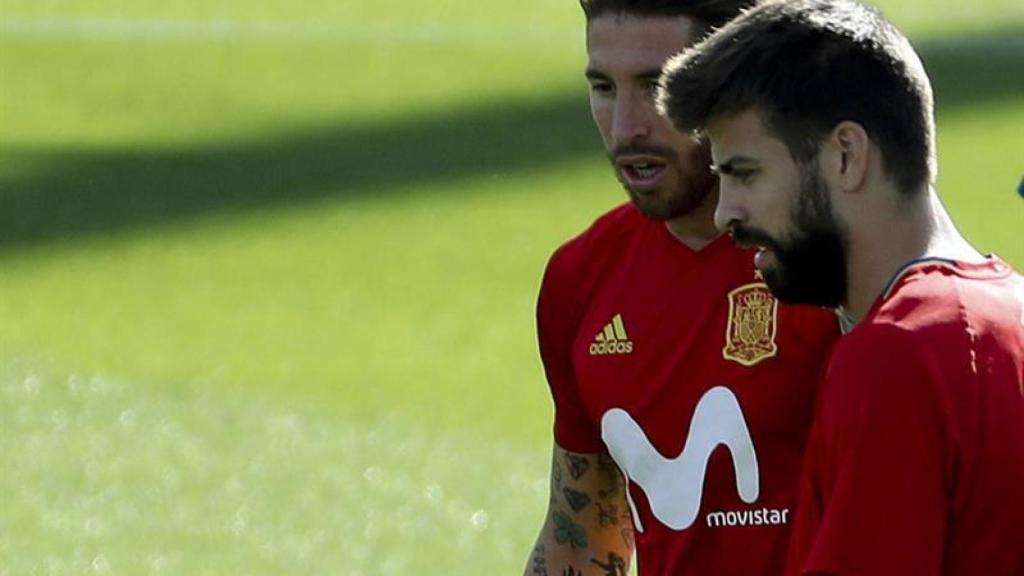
581, 0, 758, 36
658, 0, 936, 195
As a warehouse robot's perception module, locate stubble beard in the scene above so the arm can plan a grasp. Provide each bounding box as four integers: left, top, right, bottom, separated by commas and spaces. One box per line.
614, 142, 716, 221
751, 164, 849, 309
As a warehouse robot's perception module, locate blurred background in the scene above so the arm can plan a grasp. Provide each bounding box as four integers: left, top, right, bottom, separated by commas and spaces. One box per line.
1, 0, 1021, 573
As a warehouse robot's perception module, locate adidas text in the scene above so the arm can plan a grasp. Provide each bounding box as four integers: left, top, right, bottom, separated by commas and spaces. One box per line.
589, 341, 634, 355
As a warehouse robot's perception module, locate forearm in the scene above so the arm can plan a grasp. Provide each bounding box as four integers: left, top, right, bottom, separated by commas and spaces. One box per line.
524, 448, 634, 575
524, 521, 632, 576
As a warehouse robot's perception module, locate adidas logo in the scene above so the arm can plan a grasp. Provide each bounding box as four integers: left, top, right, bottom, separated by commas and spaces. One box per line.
589, 314, 634, 356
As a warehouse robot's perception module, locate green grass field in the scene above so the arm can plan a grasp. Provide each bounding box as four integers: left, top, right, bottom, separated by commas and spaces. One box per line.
1, 0, 1022, 573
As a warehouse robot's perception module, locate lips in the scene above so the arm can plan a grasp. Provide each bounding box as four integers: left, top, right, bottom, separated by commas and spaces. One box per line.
616, 155, 668, 190
730, 226, 780, 271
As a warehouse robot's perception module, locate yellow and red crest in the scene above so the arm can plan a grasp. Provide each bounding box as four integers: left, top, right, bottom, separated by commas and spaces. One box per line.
723, 283, 779, 366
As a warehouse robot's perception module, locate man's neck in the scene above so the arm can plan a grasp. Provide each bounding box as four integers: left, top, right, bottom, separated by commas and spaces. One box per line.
663, 189, 723, 251
841, 187, 983, 321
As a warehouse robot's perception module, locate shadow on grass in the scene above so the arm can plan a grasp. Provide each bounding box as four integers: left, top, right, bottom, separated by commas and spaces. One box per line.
0, 94, 599, 251
917, 30, 1024, 109
0, 30, 1021, 252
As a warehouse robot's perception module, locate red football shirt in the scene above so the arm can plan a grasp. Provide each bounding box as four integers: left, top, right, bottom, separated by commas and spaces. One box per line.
537, 203, 839, 575
787, 258, 1024, 575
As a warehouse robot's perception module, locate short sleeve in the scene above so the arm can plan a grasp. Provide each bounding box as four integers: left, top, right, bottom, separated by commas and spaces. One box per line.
793, 326, 952, 576
536, 244, 603, 452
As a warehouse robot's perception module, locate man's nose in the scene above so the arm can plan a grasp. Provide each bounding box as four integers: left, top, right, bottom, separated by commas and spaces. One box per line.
611, 92, 653, 146
714, 179, 746, 232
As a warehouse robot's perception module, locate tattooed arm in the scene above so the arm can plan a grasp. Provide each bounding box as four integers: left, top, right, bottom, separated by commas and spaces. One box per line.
524, 444, 633, 576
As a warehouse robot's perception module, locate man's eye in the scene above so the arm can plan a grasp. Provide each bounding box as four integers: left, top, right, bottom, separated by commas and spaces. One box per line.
589, 82, 613, 95
733, 169, 757, 183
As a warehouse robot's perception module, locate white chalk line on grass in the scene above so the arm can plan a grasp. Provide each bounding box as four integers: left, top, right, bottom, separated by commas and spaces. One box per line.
0, 16, 577, 46
4, 16, 1024, 56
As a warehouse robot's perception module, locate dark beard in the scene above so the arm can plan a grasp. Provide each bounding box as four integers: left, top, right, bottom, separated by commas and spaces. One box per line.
612, 141, 716, 221
735, 165, 848, 308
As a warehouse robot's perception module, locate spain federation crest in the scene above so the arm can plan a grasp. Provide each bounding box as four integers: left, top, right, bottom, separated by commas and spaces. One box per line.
723, 283, 779, 366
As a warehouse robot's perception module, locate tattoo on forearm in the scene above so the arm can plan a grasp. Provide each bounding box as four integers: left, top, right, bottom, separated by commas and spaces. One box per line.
596, 502, 619, 526
597, 452, 622, 498
562, 486, 592, 513
590, 552, 627, 576
530, 544, 548, 576
621, 525, 635, 549
565, 454, 590, 480
553, 511, 589, 550
552, 460, 564, 506
562, 567, 581, 576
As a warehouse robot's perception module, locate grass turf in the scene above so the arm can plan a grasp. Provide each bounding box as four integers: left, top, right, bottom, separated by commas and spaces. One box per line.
1, 0, 1022, 572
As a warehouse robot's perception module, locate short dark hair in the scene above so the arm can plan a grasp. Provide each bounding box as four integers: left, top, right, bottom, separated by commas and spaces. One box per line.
657, 0, 936, 195
581, 0, 758, 36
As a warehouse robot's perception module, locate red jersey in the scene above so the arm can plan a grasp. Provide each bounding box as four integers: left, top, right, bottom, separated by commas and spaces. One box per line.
787, 258, 1024, 576
537, 203, 839, 575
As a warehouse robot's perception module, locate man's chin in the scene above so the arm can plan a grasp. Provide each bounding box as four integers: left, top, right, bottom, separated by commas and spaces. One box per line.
763, 267, 844, 309
628, 190, 673, 220
627, 186, 707, 221
760, 268, 793, 301
633, 204, 675, 221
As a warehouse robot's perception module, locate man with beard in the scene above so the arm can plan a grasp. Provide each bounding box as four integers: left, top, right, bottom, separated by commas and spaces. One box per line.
523, 2, 840, 575
658, 0, 1024, 574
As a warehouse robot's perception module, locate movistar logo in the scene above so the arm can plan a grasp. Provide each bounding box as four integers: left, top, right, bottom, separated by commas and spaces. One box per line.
601, 386, 767, 532
589, 314, 634, 356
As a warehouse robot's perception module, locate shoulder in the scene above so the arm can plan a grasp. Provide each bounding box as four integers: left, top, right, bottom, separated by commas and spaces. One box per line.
830, 322, 928, 376
543, 202, 647, 286
547, 202, 646, 266
873, 258, 1021, 333
832, 264, 980, 377
818, 322, 950, 456
821, 276, 968, 431
833, 267, 966, 384
873, 267, 966, 331
537, 203, 647, 335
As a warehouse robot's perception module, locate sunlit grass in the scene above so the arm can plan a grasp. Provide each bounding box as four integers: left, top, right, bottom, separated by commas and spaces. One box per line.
935, 102, 1024, 258
0, 361, 550, 574
0, 0, 1021, 571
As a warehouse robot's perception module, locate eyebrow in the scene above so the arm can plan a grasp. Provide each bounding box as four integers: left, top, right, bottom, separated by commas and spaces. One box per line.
636, 69, 664, 81
584, 67, 665, 82
712, 157, 758, 175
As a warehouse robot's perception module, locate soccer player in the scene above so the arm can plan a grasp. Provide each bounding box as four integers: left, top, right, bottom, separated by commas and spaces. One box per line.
523, 1, 840, 574
658, 0, 1024, 574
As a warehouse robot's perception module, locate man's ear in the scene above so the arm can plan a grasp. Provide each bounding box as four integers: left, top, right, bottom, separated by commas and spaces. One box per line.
829, 121, 870, 193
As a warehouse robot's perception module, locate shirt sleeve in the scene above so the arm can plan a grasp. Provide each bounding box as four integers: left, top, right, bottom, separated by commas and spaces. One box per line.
794, 326, 952, 576
536, 244, 603, 452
